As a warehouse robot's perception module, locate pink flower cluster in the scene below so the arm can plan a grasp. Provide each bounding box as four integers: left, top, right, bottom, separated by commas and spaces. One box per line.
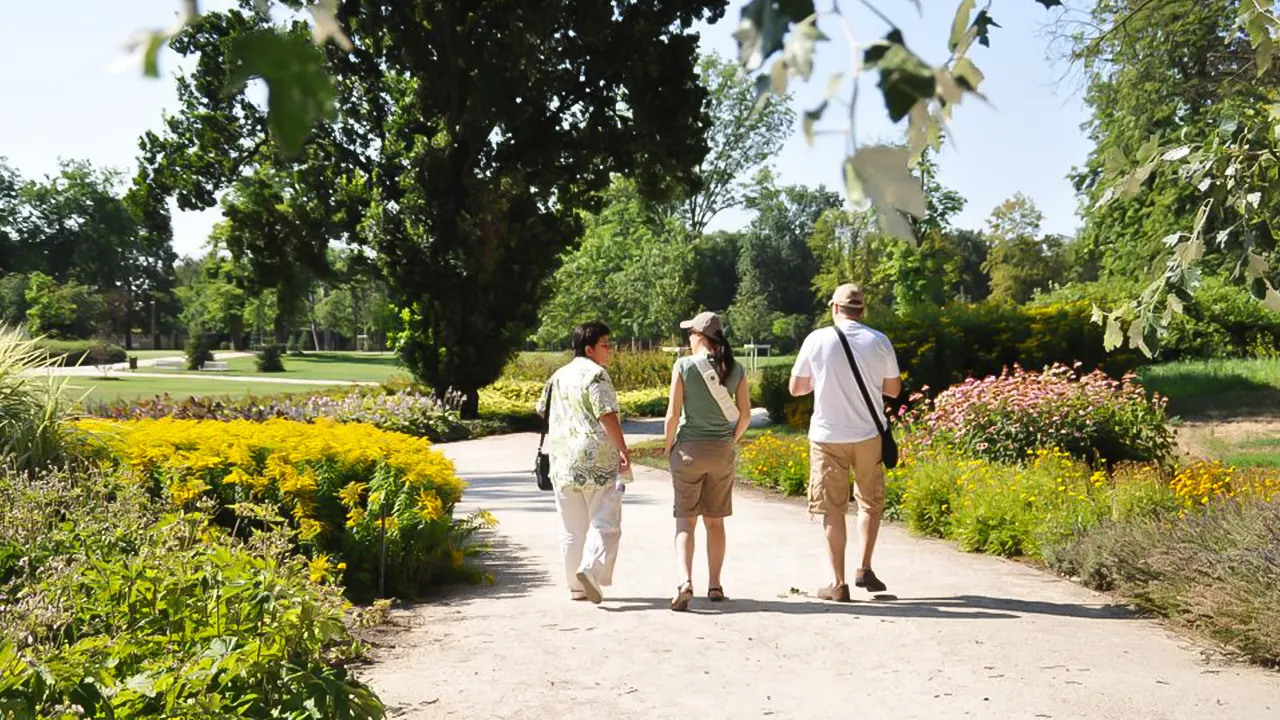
902, 363, 1172, 465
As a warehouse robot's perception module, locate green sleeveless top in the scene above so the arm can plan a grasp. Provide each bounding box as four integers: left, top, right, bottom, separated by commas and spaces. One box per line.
675, 354, 746, 443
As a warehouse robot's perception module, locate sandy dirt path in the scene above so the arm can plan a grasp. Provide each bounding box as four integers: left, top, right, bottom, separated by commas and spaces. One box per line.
359, 430, 1280, 720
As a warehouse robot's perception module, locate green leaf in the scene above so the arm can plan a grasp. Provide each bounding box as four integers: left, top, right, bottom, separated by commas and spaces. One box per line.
227, 29, 337, 156
826, 72, 844, 98
735, 0, 790, 71
1135, 135, 1160, 164
953, 57, 984, 92
865, 34, 936, 123
784, 15, 828, 81
950, 0, 976, 52
803, 101, 828, 145
1258, 36, 1275, 76
973, 10, 1001, 48
1119, 162, 1155, 199
1103, 316, 1123, 351
1160, 146, 1191, 162
770, 58, 790, 94
1265, 284, 1280, 313
847, 145, 927, 243
142, 32, 168, 78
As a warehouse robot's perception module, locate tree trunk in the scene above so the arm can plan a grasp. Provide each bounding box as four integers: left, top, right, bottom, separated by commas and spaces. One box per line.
150, 299, 158, 351
273, 310, 288, 346
458, 388, 480, 420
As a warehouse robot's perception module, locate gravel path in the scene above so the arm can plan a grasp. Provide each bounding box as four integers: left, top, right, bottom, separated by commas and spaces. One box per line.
359, 429, 1280, 720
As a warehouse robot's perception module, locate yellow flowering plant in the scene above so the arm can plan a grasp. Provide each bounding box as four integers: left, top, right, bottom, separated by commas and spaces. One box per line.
76, 417, 477, 600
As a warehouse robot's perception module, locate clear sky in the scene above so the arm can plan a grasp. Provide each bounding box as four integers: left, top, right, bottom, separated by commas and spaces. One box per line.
0, 1, 1092, 258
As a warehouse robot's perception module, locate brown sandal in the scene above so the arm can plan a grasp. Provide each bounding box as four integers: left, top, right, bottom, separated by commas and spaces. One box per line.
707, 586, 727, 602
671, 581, 694, 611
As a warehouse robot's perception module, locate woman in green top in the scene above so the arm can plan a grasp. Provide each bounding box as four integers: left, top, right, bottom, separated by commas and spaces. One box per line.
663, 311, 751, 611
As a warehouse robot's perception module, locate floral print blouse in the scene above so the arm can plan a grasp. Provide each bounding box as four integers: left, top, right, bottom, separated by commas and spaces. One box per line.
536, 357, 623, 490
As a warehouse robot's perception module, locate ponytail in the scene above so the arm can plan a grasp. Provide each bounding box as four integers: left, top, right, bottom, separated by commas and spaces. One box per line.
710, 331, 736, 385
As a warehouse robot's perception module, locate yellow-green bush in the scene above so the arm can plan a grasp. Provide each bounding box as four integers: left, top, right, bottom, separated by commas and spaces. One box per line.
75, 417, 489, 600
740, 432, 810, 496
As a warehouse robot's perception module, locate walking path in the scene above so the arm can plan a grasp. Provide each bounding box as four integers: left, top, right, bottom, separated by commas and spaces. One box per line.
360, 429, 1280, 720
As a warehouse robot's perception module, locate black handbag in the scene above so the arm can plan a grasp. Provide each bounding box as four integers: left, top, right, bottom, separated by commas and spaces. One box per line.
833, 327, 899, 470
534, 381, 554, 491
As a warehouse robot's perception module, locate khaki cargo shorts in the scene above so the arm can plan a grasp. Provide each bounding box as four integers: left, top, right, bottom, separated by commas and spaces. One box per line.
670, 440, 736, 519
808, 438, 884, 518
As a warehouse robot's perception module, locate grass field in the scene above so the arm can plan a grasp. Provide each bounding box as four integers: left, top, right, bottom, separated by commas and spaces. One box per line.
1137, 357, 1280, 419
67, 376, 348, 404
148, 352, 407, 384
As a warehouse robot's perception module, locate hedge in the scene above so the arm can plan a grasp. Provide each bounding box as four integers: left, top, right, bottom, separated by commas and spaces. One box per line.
37, 339, 128, 367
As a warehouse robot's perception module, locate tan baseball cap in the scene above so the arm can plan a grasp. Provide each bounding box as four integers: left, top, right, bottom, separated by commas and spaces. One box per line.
680, 311, 724, 336
831, 283, 866, 310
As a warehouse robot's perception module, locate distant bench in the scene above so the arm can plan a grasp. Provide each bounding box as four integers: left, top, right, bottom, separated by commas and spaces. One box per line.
201, 361, 229, 372
154, 358, 185, 370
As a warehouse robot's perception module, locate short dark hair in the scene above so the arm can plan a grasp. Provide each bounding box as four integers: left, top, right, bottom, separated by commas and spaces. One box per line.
572, 320, 611, 357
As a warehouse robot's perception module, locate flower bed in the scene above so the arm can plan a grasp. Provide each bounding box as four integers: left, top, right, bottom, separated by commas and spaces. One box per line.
903, 363, 1174, 466
0, 466, 383, 719
76, 417, 486, 600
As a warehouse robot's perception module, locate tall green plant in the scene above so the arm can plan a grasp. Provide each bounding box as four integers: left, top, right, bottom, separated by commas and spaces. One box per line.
0, 328, 78, 472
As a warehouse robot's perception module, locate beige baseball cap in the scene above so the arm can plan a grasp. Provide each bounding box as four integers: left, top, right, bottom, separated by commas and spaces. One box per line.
831, 283, 866, 310
680, 311, 724, 336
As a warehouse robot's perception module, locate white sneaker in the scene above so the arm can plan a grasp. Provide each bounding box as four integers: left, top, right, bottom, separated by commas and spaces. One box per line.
575, 568, 603, 604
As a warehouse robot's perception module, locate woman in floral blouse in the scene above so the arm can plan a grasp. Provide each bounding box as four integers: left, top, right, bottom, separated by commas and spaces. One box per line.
536, 321, 631, 604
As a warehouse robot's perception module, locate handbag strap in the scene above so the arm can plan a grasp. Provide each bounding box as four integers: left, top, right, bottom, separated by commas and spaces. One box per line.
832, 325, 886, 434
690, 353, 740, 423
537, 379, 554, 452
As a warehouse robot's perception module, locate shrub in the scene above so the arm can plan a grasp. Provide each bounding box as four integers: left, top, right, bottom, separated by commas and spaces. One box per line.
256, 343, 286, 372
872, 300, 1148, 397
35, 338, 127, 367
0, 330, 80, 472
86, 387, 479, 443
740, 432, 809, 496
758, 366, 812, 428
75, 417, 487, 600
618, 387, 668, 417
1045, 501, 1280, 665
0, 465, 383, 718
903, 363, 1174, 466
185, 332, 216, 370
500, 351, 674, 392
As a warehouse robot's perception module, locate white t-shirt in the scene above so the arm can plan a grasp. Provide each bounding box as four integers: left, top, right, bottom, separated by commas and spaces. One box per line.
790, 320, 900, 443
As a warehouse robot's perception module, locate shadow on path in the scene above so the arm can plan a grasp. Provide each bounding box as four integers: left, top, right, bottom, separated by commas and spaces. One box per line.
597, 593, 1132, 621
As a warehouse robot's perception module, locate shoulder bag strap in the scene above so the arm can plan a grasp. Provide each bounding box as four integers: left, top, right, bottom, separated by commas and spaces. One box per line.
690, 353, 741, 423
832, 326, 886, 434
537, 379, 554, 452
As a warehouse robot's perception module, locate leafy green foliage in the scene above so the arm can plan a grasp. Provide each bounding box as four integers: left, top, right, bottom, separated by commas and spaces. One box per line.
0, 330, 81, 474
184, 332, 216, 371
0, 466, 383, 719
23, 272, 106, 340
256, 343, 286, 372
677, 54, 794, 236
227, 29, 336, 155
535, 178, 696, 348
37, 340, 128, 368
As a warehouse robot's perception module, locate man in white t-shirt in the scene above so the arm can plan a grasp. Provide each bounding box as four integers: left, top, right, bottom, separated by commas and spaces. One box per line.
789, 284, 901, 602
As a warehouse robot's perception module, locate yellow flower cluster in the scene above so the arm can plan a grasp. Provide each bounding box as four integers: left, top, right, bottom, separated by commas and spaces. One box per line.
740, 432, 810, 495
76, 417, 464, 545
1170, 461, 1279, 508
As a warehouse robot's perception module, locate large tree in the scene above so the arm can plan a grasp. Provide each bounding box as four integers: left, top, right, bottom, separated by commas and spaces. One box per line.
733, 170, 843, 321
535, 177, 695, 348
144, 1, 726, 414
673, 53, 793, 236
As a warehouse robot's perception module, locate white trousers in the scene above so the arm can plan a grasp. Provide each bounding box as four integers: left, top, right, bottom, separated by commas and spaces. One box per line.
553, 482, 623, 591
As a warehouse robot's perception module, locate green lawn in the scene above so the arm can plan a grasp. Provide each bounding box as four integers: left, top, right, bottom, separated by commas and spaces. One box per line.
124, 350, 188, 360
67, 376, 354, 404
1138, 357, 1280, 418
148, 352, 407, 384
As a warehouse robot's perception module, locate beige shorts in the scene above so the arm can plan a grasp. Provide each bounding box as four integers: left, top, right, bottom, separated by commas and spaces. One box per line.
670, 440, 736, 519
808, 438, 884, 518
